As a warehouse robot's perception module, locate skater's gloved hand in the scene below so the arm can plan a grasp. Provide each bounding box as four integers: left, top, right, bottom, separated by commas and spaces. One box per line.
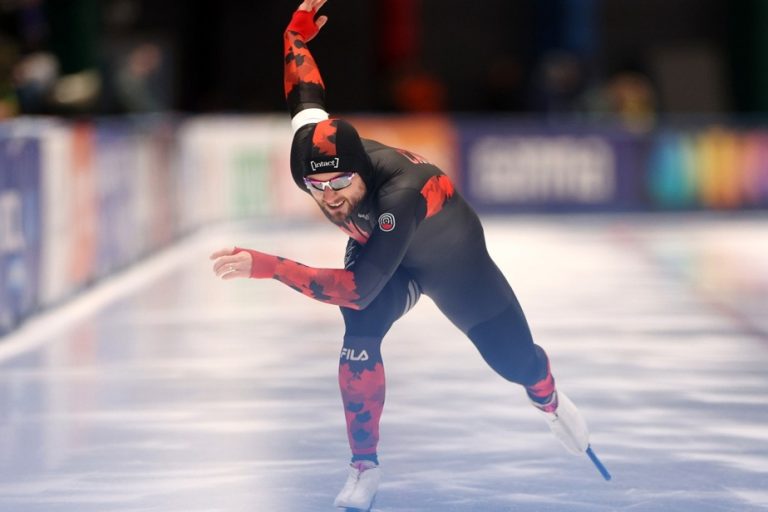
210, 247, 278, 279
287, 0, 328, 42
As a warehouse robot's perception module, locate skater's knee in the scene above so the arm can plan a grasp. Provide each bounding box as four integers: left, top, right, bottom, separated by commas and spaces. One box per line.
339, 335, 383, 372
340, 268, 420, 339
467, 304, 545, 385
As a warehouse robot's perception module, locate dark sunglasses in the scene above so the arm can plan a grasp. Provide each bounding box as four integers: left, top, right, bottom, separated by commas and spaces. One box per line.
304, 172, 356, 192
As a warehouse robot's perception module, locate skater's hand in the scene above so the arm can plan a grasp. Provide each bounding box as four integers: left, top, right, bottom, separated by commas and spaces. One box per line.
297, 0, 327, 15
210, 247, 253, 280
288, 0, 328, 42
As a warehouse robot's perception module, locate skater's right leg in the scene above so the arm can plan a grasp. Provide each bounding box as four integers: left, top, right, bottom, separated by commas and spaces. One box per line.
335, 333, 384, 509
334, 265, 420, 509
338, 334, 385, 465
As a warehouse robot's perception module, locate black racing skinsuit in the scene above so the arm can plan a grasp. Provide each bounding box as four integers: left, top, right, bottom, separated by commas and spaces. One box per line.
290, 123, 544, 383
261, 6, 553, 463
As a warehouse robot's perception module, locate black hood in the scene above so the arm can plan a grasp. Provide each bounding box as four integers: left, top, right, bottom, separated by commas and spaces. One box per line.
290, 118, 374, 192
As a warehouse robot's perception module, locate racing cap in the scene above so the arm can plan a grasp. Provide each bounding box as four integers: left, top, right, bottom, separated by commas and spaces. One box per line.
292, 118, 372, 187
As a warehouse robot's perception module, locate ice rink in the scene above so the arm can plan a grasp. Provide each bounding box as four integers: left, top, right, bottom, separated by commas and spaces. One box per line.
0, 214, 766, 512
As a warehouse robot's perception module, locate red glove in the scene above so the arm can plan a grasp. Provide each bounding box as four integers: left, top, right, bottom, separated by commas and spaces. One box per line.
286, 8, 320, 41
233, 247, 278, 279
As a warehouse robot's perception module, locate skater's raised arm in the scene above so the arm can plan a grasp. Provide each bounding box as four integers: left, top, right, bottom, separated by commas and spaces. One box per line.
284, 0, 330, 130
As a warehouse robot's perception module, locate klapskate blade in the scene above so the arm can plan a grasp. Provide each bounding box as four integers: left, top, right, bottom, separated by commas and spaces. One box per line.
586, 445, 612, 481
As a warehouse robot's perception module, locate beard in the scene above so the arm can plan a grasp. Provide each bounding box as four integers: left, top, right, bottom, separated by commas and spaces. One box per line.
318, 196, 359, 225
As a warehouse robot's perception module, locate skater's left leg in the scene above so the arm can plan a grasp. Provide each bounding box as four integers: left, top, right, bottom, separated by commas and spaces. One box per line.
465, 299, 549, 388
417, 246, 556, 398
425, 257, 589, 454
465, 299, 589, 453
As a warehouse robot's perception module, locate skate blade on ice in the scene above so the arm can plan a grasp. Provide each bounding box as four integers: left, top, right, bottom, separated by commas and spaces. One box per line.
533, 391, 612, 480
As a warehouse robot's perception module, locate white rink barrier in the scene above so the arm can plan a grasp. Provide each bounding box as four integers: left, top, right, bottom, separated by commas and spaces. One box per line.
3, 114, 767, 336
0, 115, 302, 335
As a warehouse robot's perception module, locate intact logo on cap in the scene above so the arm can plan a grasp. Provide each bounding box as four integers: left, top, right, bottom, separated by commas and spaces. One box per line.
310, 158, 340, 171
378, 213, 396, 232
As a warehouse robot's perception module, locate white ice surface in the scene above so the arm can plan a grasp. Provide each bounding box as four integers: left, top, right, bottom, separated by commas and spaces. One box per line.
0, 214, 767, 512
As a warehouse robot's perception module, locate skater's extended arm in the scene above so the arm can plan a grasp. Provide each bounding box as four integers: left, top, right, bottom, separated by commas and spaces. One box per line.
284, 0, 329, 125
214, 248, 362, 309
211, 189, 427, 310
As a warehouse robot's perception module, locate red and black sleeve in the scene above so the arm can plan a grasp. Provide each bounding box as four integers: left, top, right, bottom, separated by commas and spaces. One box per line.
234, 249, 363, 309
235, 189, 427, 310
284, 8, 326, 117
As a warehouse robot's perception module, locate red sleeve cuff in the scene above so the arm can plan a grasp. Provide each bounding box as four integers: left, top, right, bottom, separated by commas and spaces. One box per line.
233, 247, 279, 279
286, 9, 318, 41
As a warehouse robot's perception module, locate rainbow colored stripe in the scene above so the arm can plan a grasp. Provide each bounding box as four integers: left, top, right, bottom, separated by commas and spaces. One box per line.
649, 128, 768, 209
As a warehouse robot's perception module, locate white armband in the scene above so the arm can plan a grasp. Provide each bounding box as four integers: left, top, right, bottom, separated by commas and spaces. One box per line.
291, 108, 330, 134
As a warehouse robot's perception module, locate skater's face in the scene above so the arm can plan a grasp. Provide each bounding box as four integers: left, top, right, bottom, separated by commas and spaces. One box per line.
305, 171, 366, 222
